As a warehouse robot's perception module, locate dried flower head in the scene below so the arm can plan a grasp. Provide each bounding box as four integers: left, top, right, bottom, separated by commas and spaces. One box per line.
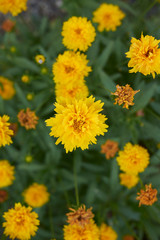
101, 140, 119, 159
1, 19, 15, 32
9, 123, 18, 136
100, 223, 118, 240
66, 205, 94, 226
126, 33, 160, 78
93, 3, 125, 32
18, 108, 38, 130
0, 190, 8, 203
0, 115, 13, 148
111, 84, 140, 109
35, 54, 45, 64
0, 76, 15, 100
136, 184, 158, 207
0, 0, 27, 16
123, 235, 135, 240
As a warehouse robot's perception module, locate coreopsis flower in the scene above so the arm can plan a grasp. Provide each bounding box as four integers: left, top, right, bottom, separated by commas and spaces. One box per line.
1, 19, 15, 32
55, 82, 89, 101
64, 220, 99, 240
126, 33, 160, 78
111, 84, 140, 109
93, 3, 125, 32
100, 223, 118, 240
123, 235, 135, 240
3, 203, 40, 240
18, 108, 38, 130
35, 54, 45, 64
9, 123, 18, 136
0, 190, 8, 203
0, 115, 13, 147
119, 173, 139, 189
45, 96, 108, 153
136, 184, 158, 207
23, 183, 50, 208
0, 0, 27, 16
21, 75, 30, 83
101, 140, 119, 159
116, 143, 149, 175
62, 17, 96, 51
66, 205, 94, 226
0, 160, 15, 188
0, 76, 15, 100
53, 51, 91, 85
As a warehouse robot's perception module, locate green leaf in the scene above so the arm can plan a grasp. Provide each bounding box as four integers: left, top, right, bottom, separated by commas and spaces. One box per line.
13, 57, 39, 73
98, 69, 116, 93
97, 41, 114, 69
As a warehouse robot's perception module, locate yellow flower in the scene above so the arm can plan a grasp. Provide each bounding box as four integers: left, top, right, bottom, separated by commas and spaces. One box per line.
126, 33, 160, 78
0, 0, 27, 16
35, 54, 45, 64
25, 155, 33, 163
23, 183, 50, 208
21, 75, 30, 83
116, 143, 149, 175
93, 3, 125, 32
3, 202, 40, 240
0, 115, 13, 147
27, 93, 33, 101
62, 16, 96, 51
119, 173, 139, 189
0, 160, 15, 188
46, 96, 108, 153
53, 51, 91, 85
0, 76, 15, 100
55, 82, 89, 101
100, 223, 118, 240
64, 220, 99, 240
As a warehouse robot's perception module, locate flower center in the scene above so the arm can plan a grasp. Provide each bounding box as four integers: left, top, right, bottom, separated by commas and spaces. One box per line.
73, 119, 85, 132
145, 49, 153, 57
75, 28, 82, 35
104, 14, 111, 21
64, 65, 75, 74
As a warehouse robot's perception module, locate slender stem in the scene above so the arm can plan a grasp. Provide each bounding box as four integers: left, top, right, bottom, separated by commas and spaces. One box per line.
73, 155, 80, 207
139, 178, 144, 189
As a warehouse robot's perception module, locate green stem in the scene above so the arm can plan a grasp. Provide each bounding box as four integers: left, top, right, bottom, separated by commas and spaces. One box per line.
49, 201, 55, 238
139, 178, 144, 189
73, 155, 80, 207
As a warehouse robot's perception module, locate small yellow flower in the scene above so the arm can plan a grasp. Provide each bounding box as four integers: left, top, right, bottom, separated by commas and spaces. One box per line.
0, 160, 15, 188
0, 115, 13, 148
64, 220, 99, 240
0, 0, 27, 16
117, 143, 149, 175
136, 184, 158, 206
53, 51, 91, 85
126, 33, 160, 78
18, 108, 38, 130
46, 96, 108, 153
25, 155, 33, 163
10, 46, 16, 53
100, 223, 118, 240
21, 75, 30, 83
27, 93, 33, 101
23, 183, 50, 208
35, 54, 45, 64
41, 67, 48, 74
119, 173, 139, 189
111, 84, 140, 109
3, 202, 40, 240
93, 3, 125, 32
62, 16, 96, 51
0, 76, 15, 100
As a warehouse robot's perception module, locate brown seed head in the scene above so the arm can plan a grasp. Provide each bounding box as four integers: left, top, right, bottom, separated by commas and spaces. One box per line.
0, 190, 8, 203
136, 184, 158, 207
101, 140, 119, 159
17, 108, 38, 130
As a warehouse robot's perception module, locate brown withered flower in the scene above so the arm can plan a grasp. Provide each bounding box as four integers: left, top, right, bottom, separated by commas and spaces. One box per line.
123, 235, 135, 240
9, 123, 18, 136
17, 108, 38, 130
0, 190, 8, 203
111, 84, 140, 109
1, 19, 15, 32
66, 205, 94, 226
101, 140, 119, 160
136, 184, 158, 207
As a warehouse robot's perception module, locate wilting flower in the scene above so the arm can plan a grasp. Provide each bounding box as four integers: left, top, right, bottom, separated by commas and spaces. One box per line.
21, 75, 30, 83
0, 160, 15, 188
3, 203, 39, 240
53, 51, 91, 85
116, 143, 149, 174
0, 115, 13, 147
35, 55, 45, 64
55, 82, 89, 101
93, 3, 125, 32
18, 108, 38, 130
62, 16, 96, 51
0, 76, 15, 100
100, 223, 118, 240
126, 33, 160, 78
111, 84, 140, 109
101, 140, 119, 159
66, 205, 94, 226
1, 19, 15, 32
0, 0, 27, 16
46, 96, 108, 153
136, 184, 158, 206
64, 219, 99, 240
9, 123, 18, 136
23, 183, 50, 208
119, 173, 139, 189
0, 190, 8, 203
123, 235, 135, 240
